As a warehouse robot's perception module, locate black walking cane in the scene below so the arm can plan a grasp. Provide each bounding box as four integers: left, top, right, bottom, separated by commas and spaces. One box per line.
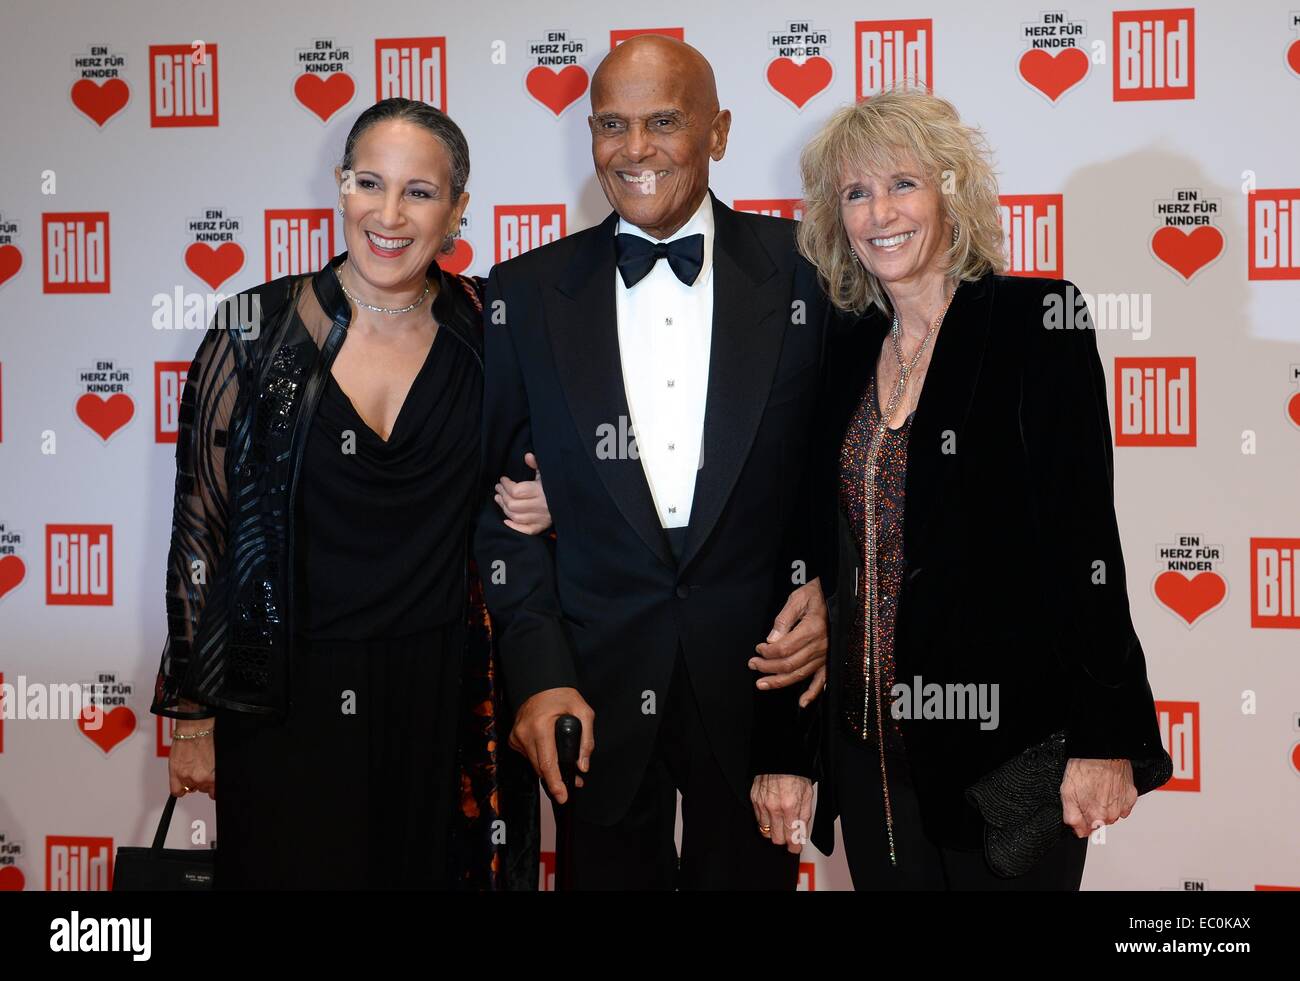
554, 713, 581, 891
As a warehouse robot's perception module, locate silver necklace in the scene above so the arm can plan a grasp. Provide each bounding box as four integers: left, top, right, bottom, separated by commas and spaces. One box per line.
337, 260, 430, 315
888, 287, 954, 397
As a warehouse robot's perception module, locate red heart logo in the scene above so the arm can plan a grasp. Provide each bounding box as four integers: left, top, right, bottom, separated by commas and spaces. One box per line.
294, 72, 355, 123
1151, 226, 1224, 281
1154, 571, 1227, 627
525, 65, 589, 116
0, 555, 26, 601
0, 245, 22, 288
766, 56, 834, 109
185, 241, 245, 290
70, 78, 130, 127
0, 866, 25, 891
1287, 391, 1300, 428
1017, 48, 1089, 102
78, 705, 137, 754
438, 239, 475, 276
76, 392, 134, 442
1288, 39, 1300, 76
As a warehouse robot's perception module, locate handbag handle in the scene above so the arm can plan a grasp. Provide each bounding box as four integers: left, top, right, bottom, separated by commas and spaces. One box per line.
151, 795, 179, 852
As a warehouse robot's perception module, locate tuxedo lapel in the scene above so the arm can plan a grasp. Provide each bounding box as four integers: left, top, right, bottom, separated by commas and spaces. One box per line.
544, 210, 676, 569
678, 193, 788, 572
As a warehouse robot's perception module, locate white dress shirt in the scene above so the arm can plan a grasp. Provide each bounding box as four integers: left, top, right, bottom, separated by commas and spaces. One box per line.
614, 193, 714, 529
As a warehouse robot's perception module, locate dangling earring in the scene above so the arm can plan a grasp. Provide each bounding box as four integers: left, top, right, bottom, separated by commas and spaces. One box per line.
849, 245, 859, 261
337, 202, 345, 217
951, 222, 960, 247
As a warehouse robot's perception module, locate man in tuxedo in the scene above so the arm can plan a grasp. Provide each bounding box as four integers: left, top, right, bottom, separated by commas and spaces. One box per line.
476, 34, 830, 889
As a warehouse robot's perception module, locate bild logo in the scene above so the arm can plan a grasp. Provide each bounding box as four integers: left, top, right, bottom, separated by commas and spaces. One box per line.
1000, 194, 1062, 278
374, 36, 445, 108
43, 212, 109, 294
45, 524, 112, 606
46, 836, 113, 891
148, 43, 218, 126
1156, 700, 1199, 792
734, 199, 804, 222
855, 19, 931, 99
264, 209, 333, 280
1114, 356, 1196, 447
154, 361, 189, 444
1112, 8, 1194, 101
1248, 188, 1300, 281
1250, 537, 1300, 629
495, 205, 565, 263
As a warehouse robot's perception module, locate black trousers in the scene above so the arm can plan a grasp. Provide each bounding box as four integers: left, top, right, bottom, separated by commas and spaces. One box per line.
834, 722, 1088, 891
553, 649, 801, 890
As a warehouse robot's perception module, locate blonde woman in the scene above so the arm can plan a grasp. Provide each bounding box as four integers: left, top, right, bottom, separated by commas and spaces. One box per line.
797, 88, 1170, 889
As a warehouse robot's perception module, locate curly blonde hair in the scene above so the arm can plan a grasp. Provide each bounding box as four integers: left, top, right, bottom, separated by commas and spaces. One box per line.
797, 87, 1005, 315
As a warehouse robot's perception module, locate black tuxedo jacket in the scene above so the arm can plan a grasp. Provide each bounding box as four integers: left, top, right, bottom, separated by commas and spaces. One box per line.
475, 191, 831, 825
810, 273, 1169, 854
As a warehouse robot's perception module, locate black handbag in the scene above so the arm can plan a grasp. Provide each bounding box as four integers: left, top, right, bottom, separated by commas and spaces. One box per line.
964, 730, 1173, 878
113, 795, 215, 890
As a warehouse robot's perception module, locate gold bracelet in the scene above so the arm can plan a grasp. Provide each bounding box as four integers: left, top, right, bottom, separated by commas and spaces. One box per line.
172, 728, 214, 741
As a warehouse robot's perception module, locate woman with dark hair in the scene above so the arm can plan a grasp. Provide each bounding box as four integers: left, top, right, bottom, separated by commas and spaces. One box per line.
151, 98, 550, 889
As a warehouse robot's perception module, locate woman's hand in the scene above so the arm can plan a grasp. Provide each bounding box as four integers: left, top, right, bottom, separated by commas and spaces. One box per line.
1060, 757, 1137, 837
750, 773, 814, 854
169, 719, 217, 800
495, 451, 552, 535
750, 579, 828, 707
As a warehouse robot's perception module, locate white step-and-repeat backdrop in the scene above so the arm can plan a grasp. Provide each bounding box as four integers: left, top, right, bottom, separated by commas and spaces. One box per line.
1, 0, 1298, 891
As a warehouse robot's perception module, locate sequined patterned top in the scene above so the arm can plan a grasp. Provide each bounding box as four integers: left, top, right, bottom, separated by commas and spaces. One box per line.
838, 370, 912, 753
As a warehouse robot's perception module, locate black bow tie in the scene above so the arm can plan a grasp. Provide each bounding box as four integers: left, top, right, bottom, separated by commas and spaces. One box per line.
615, 232, 705, 288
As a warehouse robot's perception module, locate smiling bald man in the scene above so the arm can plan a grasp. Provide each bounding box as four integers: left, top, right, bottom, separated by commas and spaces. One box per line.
475, 35, 835, 890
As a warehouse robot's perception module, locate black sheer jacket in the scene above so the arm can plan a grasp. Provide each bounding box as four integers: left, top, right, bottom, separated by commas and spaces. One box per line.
150, 252, 485, 717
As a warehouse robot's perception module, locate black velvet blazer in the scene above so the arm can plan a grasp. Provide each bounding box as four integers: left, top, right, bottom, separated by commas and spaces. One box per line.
810, 272, 1170, 854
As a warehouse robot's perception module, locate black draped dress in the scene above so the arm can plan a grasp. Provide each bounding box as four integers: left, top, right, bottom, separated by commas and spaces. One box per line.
214, 311, 482, 889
